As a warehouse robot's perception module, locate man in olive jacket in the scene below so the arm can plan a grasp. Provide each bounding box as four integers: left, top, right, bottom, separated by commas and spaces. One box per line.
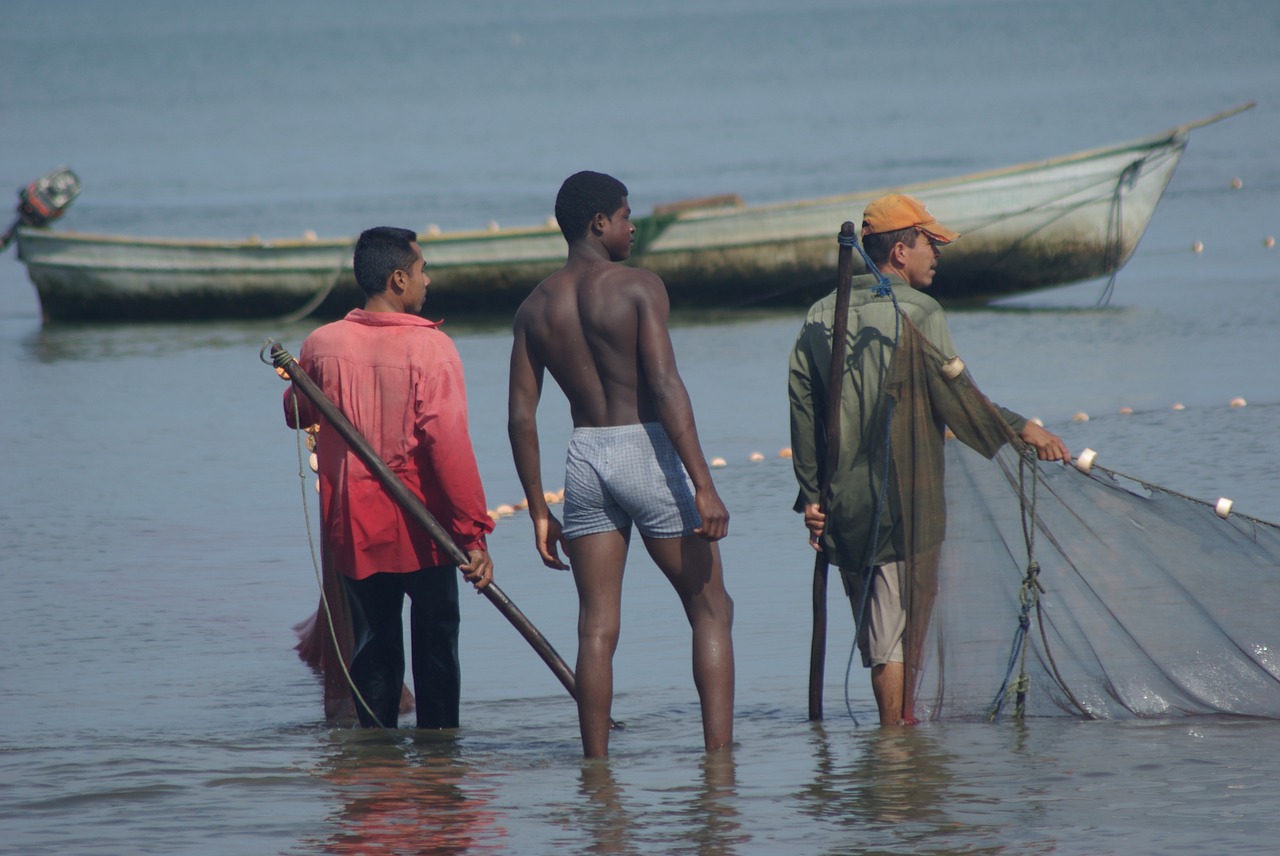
789, 194, 1068, 725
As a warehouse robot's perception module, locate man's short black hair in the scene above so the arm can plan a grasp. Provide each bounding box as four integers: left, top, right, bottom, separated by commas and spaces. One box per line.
554, 171, 628, 243
353, 226, 418, 297
861, 227, 919, 267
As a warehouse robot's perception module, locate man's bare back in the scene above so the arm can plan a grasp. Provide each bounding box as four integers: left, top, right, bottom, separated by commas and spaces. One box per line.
513, 260, 665, 429
507, 173, 734, 757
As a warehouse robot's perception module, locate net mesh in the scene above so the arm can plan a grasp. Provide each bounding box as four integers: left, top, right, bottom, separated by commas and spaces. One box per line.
294, 539, 416, 723
921, 442, 1280, 720
883, 314, 1280, 721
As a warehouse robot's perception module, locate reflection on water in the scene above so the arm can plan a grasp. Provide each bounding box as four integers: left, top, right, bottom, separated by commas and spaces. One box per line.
12, 318, 314, 364
574, 761, 635, 855
305, 731, 508, 855
801, 725, 952, 833
798, 723, 1074, 853
570, 750, 745, 856
7, 307, 796, 366
688, 751, 745, 856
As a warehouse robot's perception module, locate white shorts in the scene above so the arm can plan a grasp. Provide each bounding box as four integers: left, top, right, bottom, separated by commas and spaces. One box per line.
839, 561, 906, 667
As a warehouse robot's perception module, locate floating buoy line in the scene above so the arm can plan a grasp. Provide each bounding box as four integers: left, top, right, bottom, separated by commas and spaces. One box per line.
484, 449, 796, 523
472, 398, 1264, 525
290, 396, 1270, 531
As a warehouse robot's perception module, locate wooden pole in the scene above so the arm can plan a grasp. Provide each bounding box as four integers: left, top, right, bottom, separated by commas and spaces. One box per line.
270, 343, 581, 702
808, 221, 858, 721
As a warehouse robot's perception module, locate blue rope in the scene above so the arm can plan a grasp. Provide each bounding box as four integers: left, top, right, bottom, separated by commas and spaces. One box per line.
987, 450, 1043, 722
852, 238, 895, 297
987, 561, 1040, 722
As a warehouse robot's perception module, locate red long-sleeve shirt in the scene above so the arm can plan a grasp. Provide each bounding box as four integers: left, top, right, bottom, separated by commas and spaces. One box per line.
284, 309, 493, 579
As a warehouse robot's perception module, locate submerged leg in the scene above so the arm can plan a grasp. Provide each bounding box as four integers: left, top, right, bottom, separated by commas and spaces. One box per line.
342, 572, 407, 728
643, 534, 735, 752
567, 529, 630, 758
404, 565, 461, 729
871, 662, 905, 726
841, 563, 908, 727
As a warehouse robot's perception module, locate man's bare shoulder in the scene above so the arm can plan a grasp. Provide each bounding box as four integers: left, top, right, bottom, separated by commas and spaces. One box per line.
513, 269, 562, 326
588, 263, 668, 314
518, 262, 664, 314
597, 261, 663, 288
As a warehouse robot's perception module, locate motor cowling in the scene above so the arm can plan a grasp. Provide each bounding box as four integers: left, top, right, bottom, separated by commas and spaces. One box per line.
17, 167, 81, 227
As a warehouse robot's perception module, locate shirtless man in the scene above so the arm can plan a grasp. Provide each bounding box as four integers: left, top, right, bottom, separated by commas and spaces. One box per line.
508, 170, 735, 758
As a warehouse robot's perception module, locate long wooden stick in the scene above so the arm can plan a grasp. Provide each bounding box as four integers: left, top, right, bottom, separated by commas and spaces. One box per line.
270, 343, 581, 701
808, 221, 858, 721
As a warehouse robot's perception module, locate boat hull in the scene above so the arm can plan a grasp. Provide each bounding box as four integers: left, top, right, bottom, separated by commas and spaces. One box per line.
638, 132, 1186, 308
14, 111, 1219, 323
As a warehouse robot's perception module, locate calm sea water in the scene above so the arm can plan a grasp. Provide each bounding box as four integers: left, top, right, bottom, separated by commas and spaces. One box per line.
3, 1, 1280, 853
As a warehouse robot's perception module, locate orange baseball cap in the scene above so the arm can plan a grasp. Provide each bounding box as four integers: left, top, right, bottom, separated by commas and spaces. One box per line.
861, 193, 960, 244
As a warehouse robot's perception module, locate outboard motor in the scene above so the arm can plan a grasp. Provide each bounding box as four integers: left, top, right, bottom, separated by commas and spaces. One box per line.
1, 167, 81, 251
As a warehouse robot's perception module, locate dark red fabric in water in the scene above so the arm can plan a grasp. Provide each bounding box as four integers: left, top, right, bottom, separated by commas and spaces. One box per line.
293, 542, 414, 723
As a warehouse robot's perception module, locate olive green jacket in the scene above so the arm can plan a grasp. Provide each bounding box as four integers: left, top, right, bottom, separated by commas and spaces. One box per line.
788, 273, 1026, 570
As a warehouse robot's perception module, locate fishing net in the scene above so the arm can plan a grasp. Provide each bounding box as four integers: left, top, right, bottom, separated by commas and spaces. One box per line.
283, 413, 415, 724
293, 542, 360, 723
884, 317, 1280, 721
921, 441, 1280, 720
293, 542, 418, 723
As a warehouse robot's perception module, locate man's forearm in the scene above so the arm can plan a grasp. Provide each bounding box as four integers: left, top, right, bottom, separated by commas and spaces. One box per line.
652, 384, 716, 490
509, 424, 549, 515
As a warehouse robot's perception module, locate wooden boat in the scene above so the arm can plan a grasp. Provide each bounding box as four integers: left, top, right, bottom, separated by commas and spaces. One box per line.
11, 104, 1253, 323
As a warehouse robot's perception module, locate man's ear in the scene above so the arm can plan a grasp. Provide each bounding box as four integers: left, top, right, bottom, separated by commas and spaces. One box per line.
888, 241, 908, 267
589, 211, 609, 236
387, 268, 406, 294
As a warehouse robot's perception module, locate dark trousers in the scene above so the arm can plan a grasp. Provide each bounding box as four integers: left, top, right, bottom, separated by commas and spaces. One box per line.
342, 565, 460, 729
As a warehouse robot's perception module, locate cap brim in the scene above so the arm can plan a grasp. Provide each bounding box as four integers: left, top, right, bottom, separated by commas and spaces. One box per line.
918, 221, 961, 244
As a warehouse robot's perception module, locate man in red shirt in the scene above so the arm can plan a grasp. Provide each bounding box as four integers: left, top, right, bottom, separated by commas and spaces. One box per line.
285, 226, 494, 729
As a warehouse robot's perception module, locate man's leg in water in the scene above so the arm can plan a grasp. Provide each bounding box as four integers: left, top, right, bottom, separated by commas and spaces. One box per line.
567, 528, 630, 758
868, 561, 907, 726
642, 534, 735, 752
871, 661, 905, 726
843, 564, 907, 726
